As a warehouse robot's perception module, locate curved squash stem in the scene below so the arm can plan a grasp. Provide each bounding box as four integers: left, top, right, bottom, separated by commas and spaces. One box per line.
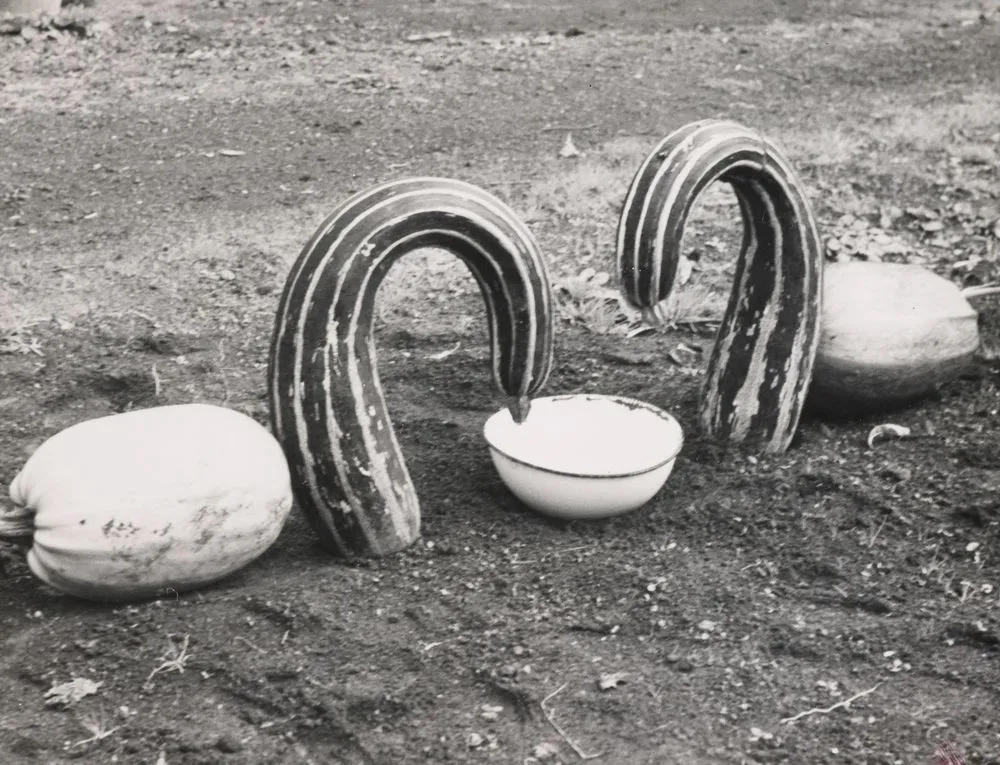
509, 395, 532, 424
961, 284, 1000, 300
0, 503, 34, 538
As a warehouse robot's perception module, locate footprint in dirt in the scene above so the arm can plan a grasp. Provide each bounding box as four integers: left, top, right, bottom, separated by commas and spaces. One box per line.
83, 369, 158, 412
43, 368, 158, 420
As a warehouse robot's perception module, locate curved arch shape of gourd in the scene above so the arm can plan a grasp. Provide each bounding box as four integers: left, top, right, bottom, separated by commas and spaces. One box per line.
617, 119, 823, 453
268, 178, 554, 557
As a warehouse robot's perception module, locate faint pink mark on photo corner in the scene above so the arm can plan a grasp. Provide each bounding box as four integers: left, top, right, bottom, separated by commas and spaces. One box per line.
934, 742, 966, 765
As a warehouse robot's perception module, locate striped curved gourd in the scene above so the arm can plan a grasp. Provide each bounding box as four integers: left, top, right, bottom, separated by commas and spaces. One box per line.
269, 177, 554, 557
617, 119, 823, 453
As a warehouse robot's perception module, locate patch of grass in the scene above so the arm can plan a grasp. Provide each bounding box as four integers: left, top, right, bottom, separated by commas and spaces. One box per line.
0, 320, 45, 356
553, 268, 627, 335
656, 281, 728, 328
519, 159, 629, 224
869, 92, 1000, 151
777, 126, 867, 167
768, 89, 1000, 181
518, 136, 651, 224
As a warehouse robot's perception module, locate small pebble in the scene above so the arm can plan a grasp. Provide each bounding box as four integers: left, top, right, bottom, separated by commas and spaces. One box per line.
215, 734, 244, 753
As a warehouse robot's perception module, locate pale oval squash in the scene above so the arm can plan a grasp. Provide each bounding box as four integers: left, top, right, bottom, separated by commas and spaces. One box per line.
1, 404, 293, 601
809, 261, 982, 411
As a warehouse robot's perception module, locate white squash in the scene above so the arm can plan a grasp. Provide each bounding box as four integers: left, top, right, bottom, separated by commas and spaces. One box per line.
810, 261, 996, 412
0, 404, 293, 601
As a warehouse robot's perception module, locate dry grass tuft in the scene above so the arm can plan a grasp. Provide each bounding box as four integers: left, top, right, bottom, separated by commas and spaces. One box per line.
777, 127, 867, 167
519, 161, 628, 224
657, 282, 728, 328
869, 92, 1000, 151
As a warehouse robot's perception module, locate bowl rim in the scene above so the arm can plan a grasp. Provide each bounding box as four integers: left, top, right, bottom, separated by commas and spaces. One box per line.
483, 393, 684, 479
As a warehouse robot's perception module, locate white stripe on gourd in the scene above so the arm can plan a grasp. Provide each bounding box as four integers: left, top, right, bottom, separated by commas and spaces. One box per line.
617, 120, 822, 453
269, 178, 553, 557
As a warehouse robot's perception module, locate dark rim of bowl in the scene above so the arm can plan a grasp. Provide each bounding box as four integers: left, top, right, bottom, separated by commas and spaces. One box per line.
483, 394, 684, 479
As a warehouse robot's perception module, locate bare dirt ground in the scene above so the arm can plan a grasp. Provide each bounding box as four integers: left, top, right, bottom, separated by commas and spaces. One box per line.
2, 1, 1000, 763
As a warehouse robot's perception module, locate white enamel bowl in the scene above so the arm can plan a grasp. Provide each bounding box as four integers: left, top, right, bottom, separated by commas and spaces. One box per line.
483, 394, 684, 520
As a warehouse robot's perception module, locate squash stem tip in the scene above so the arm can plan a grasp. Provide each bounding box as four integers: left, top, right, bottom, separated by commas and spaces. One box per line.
961, 284, 1000, 300
641, 305, 667, 329
509, 396, 532, 424
0, 504, 35, 539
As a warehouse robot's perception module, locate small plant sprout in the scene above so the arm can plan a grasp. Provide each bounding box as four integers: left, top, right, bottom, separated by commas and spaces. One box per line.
0, 322, 45, 356
958, 581, 977, 603
144, 633, 192, 689
864, 515, 890, 549
954, 580, 994, 604
920, 544, 952, 586
652, 280, 726, 330
554, 268, 629, 335
967, 541, 987, 571
70, 708, 120, 749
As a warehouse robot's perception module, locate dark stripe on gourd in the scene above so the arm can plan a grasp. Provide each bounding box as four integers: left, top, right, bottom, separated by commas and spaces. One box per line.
617, 119, 822, 452
269, 178, 554, 557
